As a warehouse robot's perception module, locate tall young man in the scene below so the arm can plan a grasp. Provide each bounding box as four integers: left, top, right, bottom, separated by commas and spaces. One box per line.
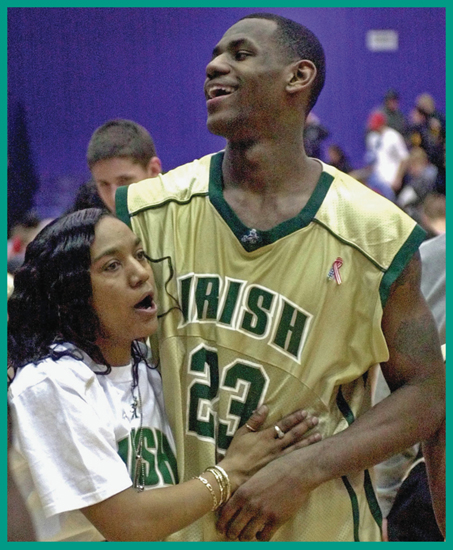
117, 13, 445, 542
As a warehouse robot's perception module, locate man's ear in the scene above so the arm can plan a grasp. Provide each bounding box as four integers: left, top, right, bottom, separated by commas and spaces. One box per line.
286, 60, 317, 94
146, 156, 162, 177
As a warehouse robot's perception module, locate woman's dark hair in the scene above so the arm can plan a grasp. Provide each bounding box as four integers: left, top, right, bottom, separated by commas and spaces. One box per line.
8, 208, 148, 381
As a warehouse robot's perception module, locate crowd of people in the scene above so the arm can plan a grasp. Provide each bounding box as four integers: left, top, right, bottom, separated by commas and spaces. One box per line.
317, 88, 446, 241
7, 12, 445, 543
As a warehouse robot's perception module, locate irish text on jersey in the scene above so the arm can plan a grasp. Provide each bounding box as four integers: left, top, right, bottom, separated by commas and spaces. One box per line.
178, 273, 313, 364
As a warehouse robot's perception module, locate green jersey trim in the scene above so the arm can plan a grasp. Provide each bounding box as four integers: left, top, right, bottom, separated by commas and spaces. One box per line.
336, 387, 355, 425
337, 387, 360, 541
337, 386, 383, 538
116, 185, 132, 228
342, 475, 361, 541
379, 223, 427, 307
133, 190, 210, 214
209, 151, 335, 252
364, 470, 383, 529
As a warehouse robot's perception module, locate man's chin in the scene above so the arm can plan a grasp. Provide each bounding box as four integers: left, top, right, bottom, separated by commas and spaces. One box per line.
207, 116, 241, 140
206, 117, 227, 137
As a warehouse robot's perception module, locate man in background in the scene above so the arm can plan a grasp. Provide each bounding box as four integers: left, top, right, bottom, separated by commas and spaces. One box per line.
381, 89, 407, 137
87, 119, 162, 212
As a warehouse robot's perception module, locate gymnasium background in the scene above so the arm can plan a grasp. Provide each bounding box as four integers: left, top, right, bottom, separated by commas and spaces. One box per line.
7, 7, 446, 221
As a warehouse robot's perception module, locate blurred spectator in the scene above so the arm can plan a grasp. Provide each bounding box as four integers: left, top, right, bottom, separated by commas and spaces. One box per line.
415, 93, 445, 137
419, 232, 446, 344
419, 192, 446, 238
397, 147, 438, 216
408, 94, 445, 173
303, 112, 329, 159
434, 142, 446, 195
382, 89, 408, 137
386, 456, 444, 541
385, 232, 445, 542
7, 272, 14, 300
375, 232, 445, 541
7, 212, 52, 275
326, 144, 353, 174
364, 111, 409, 201
87, 119, 162, 212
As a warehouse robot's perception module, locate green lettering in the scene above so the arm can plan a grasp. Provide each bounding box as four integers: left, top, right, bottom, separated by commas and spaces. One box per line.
117, 428, 179, 487
179, 275, 193, 322
140, 429, 159, 486
219, 280, 243, 325
273, 301, 307, 358
195, 277, 220, 320
188, 347, 219, 438
155, 430, 179, 484
217, 362, 268, 450
241, 287, 274, 335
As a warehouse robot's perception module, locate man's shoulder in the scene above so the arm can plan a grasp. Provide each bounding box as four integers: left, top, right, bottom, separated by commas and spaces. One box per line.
317, 163, 425, 269
125, 152, 217, 215
321, 162, 401, 214
383, 126, 407, 144
320, 162, 413, 222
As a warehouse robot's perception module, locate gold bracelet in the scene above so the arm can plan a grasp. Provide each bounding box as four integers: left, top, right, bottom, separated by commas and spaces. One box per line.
193, 475, 218, 511
212, 465, 231, 502
206, 466, 225, 505
206, 465, 231, 504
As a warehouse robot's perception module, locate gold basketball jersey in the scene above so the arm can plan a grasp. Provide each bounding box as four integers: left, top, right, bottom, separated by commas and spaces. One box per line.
117, 152, 425, 541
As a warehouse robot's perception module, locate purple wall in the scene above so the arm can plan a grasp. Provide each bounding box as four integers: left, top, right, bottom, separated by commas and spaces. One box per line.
8, 7, 446, 219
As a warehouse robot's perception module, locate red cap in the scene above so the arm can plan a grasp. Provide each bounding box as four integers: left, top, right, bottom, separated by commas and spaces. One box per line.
368, 111, 387, 131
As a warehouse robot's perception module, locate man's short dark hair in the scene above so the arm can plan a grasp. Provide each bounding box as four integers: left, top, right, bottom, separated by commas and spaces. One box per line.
87, 119, 157, 169
240, 13, 326, 113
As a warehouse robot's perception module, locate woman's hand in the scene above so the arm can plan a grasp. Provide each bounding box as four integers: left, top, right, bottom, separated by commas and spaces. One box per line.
218, 405, 320, 493
80, 406, 320, 541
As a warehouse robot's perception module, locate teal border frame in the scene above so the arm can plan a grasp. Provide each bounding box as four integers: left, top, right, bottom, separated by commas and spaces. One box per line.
4, 3, 448, 547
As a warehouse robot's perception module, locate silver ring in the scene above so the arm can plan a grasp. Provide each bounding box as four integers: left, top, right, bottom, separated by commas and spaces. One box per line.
245, 423, 257, 432
274, 425, 285, 439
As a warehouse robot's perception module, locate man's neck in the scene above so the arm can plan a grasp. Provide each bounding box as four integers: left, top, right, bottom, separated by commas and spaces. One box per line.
221, 139, 322, 231
223, 139, 309, 191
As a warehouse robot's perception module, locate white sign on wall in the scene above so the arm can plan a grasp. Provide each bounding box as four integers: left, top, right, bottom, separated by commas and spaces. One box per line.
366, 30, 399, 52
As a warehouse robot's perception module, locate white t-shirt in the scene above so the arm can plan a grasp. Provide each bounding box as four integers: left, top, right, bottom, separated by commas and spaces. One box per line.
8, 344, 178, 541
367, 127, 409, 188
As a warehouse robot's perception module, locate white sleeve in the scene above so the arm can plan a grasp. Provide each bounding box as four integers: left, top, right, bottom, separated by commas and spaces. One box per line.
10, 373, 133, 518
393, 131, 410, 161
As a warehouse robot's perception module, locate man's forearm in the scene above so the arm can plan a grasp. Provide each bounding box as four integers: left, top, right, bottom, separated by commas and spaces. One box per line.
216, 378, 444, 542
305, 379, 445, 488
